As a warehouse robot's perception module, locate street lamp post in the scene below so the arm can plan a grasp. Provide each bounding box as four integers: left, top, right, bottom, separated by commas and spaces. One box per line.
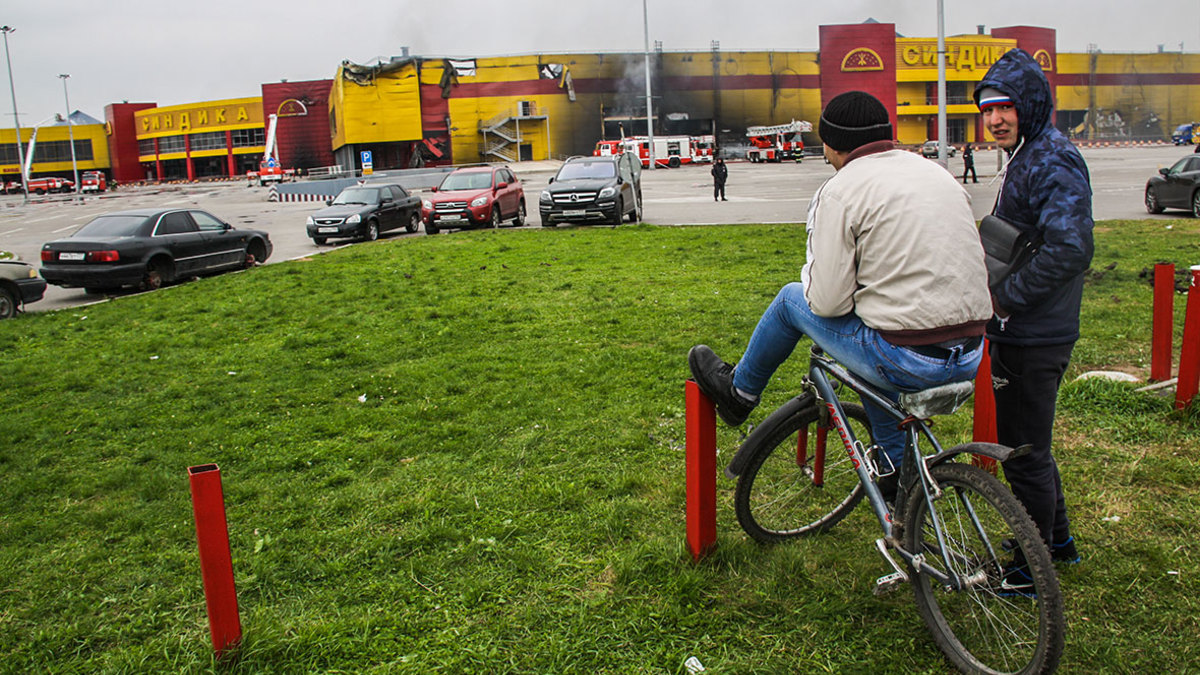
936, 0, 948, 167
642, 0, 655, 170
59, 74, 79, 201
0, 25, 28, 203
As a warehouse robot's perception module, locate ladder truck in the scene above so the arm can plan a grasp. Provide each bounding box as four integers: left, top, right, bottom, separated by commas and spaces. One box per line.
746, 120, 812, 163
256, 113, 286, 186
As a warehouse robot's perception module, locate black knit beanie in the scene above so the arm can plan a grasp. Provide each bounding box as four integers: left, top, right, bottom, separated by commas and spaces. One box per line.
819, 91, 893, 152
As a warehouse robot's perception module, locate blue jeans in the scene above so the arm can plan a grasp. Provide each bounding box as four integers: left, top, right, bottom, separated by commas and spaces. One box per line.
732, 282, 984, 469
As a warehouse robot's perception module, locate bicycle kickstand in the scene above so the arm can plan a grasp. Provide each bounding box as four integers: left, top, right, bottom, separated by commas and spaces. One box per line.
873, 538, 910, 596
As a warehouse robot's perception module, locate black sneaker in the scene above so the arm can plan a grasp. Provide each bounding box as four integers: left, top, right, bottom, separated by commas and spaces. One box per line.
998, 563, 1037, 598
1001, 536, 1081, 565
687, 345, 759, 427
876, 472, 898, 506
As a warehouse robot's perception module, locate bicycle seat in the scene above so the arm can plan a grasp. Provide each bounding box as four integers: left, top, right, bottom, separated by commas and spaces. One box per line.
898, 380, 975, 418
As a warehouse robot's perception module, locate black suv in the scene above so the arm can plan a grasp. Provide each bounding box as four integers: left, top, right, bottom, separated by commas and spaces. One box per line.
539, 154, 642, 226
306, 183, 422, 245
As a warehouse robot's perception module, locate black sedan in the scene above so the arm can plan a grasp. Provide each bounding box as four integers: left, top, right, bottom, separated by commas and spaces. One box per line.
305, 183, 422, 245
40, 208, 273, 293
1145, 154, 1200, 217
0, 259, 46, 318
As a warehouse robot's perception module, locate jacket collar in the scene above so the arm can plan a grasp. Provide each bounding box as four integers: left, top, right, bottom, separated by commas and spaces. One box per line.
843, 140, 897, 166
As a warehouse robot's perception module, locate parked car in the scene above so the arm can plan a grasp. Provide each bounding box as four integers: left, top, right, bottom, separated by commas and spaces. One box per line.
40, 208, 272, 293
422, 165, 525, 234
3, 180, 22, 194
0, 259, 46, 318
27, 177, 74, 195
1145, 154, 1200, 217
80, 171, 107, 193
306, 183, 421, 245
539, 154, 642, 226
920, 140, 956, 158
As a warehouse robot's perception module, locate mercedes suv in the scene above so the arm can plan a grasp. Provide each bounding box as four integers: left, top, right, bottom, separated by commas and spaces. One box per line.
539, 154, 642, 226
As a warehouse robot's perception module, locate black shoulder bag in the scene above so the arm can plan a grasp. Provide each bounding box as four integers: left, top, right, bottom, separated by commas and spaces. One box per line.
979, 214, 1042, 290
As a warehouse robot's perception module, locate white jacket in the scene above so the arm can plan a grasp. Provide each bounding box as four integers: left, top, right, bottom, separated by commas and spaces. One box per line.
801, 147, 992, 344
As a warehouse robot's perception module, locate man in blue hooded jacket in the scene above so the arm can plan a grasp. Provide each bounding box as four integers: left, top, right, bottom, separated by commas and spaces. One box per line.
974, 49, 1093, 583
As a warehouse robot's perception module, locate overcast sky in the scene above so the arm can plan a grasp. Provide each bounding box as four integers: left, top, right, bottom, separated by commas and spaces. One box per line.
3, 0, 1198, 127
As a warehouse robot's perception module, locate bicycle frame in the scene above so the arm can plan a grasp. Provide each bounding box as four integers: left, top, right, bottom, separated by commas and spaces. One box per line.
805, 350, 984, 592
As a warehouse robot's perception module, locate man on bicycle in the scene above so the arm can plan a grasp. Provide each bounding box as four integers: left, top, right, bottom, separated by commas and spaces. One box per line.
689, 90, 993, 490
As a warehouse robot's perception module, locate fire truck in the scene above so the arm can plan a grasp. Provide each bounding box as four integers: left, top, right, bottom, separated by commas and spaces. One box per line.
253, 113, 287, 186
593, 139, 633, 157
746, 120, 812, 162
80, 171, 107, 193
593, 134, 717, 167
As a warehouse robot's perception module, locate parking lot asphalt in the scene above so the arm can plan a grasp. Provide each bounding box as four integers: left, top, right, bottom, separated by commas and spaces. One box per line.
0, 144, 1189, 315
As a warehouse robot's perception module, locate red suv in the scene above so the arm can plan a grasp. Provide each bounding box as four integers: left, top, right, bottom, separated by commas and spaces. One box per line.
422, 166, 525, 234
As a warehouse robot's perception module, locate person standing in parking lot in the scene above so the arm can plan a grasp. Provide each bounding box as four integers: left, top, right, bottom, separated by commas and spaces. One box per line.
962, 142, 977, 183
711, 157, 728, 201
975, 48, 1094, 580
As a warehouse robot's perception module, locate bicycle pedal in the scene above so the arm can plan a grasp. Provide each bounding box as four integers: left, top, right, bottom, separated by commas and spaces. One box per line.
874, 571, 908, 596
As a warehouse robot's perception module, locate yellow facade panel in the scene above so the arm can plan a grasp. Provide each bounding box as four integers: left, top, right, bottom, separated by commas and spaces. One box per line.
1056, 51, 1200, 133
135, 97, 264, 139
188, 149, 229, 159
0, 123, 110, 175
330, 62, 422, 148
895, 37, 1018, 83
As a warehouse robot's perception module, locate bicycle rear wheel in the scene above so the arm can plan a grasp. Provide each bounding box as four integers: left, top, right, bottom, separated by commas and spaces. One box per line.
904, 462, 1064, 675
733, 402, 872, 542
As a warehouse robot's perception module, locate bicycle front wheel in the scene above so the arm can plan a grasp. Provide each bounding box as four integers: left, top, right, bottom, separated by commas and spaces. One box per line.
904, 462, 1065, 675
733, 402, 872, 543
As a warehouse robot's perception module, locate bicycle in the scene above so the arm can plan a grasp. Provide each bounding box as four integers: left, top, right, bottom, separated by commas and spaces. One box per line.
723, 345, 1065, 675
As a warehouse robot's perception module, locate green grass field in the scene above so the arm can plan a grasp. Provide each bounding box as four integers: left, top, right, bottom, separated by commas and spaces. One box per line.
1, 220, 1198, 673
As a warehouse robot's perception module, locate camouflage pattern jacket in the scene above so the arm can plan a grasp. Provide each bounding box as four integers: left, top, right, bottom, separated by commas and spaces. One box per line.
974, 48, 1095, 347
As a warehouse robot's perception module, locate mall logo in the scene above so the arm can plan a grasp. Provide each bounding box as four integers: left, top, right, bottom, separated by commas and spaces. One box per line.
841, 48, 884, 72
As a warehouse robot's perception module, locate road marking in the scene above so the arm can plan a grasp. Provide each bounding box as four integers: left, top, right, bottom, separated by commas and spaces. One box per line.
0, 227, 23, 236
53, 224, 80, 233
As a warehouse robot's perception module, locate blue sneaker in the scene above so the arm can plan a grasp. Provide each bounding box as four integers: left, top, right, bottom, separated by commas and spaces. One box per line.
1052, 536, 1081, 565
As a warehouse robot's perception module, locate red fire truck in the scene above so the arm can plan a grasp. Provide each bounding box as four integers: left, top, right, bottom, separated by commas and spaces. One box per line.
746, 120, 812, 162
593, 139, 632, 157
80, 171, 107, 193
594, 134, 717, 167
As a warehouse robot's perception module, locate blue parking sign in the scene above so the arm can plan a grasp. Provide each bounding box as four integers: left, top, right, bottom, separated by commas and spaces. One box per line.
361, 150, 373, 166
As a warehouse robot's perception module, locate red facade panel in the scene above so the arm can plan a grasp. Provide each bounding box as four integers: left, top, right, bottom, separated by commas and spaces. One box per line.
105, 101, 156, 184
991, 26, 1059, 124
260, 80, 336, 171
818, 23, 900, 138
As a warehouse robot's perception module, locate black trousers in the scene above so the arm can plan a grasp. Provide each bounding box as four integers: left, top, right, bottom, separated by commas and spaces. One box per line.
992, 341, 1075, 550
963, 165, 977, 183
713, 181, 726, 200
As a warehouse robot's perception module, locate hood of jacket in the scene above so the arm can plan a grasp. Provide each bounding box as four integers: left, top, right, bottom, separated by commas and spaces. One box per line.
973, 49, 1053, 148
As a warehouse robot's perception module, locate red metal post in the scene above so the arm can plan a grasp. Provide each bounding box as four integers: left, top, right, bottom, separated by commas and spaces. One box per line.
188, 464, 242, 655
1176, 267, 1200, 409
685, 380, 717, 561
1152, 263, 1176, 382
972, 339, 999, 473
226, 130, 237, 178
